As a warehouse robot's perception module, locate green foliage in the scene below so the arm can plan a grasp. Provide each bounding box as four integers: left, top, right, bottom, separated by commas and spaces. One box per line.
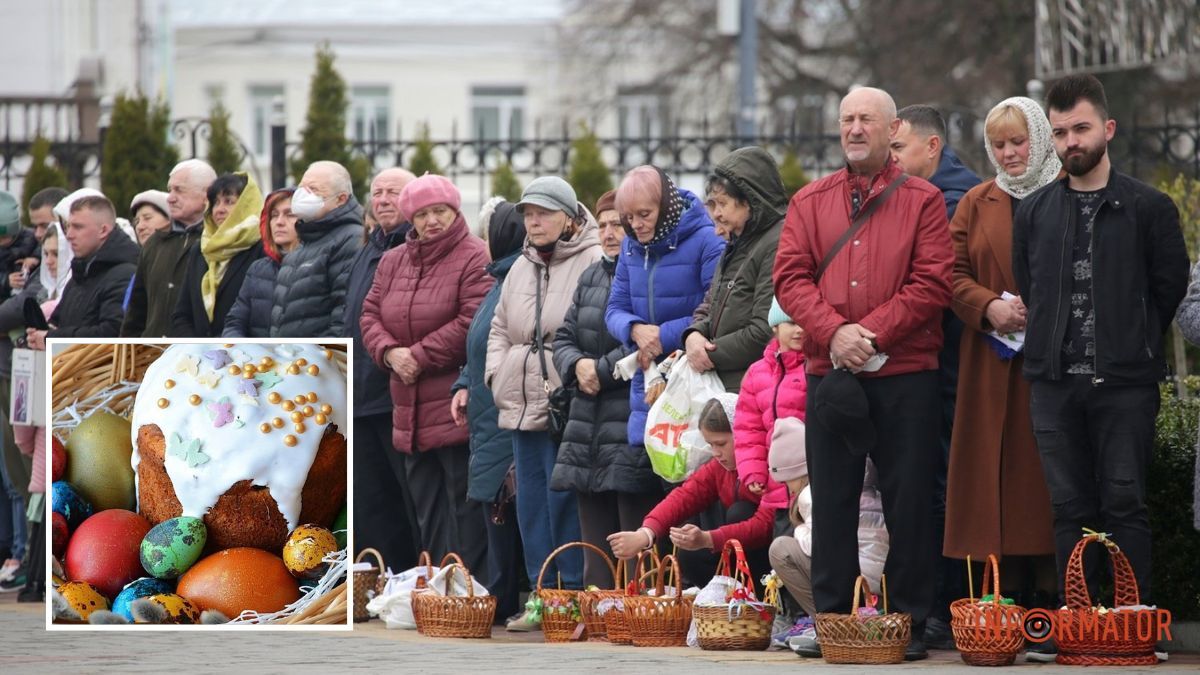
101, 91, 178, 219
778, 148, 811, 198
206, 100, 243, 175
1157, 173, 1200, 262
20, 136, 69, 223
490, 159, 522, 201
567, 122, 613, 212
407, 123, 442, 177
1149, 380, 1200, 620
291, 42, 369, 200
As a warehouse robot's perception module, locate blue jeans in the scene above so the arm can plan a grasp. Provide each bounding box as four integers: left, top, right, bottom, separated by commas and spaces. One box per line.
512, 430, 582, 590
0, 447, 25, 562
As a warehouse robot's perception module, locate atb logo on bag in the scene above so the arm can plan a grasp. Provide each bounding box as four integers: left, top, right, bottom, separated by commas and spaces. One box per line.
646, 421, 688, 447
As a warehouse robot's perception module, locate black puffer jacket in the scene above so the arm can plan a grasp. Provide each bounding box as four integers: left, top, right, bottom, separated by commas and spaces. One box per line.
222, 255, 278, 338
343, 223, 409, 417
550, 257, 655, 494
0, 228, 38, 297
270, 199, 363, 337
48, 232, 140, 337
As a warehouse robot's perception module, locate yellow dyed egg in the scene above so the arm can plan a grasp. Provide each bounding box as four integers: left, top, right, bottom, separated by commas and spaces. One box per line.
58, 581, 109, 620
141, 593, 201, 624
281, 525, 338, 580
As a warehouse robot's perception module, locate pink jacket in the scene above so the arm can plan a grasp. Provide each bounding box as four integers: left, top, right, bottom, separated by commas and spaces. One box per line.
733, 338, 807, 508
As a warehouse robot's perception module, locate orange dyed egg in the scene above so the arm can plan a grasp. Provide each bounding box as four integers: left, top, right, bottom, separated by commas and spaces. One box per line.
176, 547, 300, 618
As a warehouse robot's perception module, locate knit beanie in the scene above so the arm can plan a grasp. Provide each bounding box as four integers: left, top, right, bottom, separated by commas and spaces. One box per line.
767, 296, 793, 327
398, 174, 461, 222
0, 191, 18, 237
594, 189, 617, 217
768, 417, 808, 481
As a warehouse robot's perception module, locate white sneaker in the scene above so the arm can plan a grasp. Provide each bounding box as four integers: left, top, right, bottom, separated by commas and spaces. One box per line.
505, 610, 542, 632
0, 559, 19, 583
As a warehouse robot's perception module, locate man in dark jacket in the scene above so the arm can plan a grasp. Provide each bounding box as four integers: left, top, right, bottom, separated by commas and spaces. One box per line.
0, 193, 40, 299
271, 160, 362, 337
27, 195, 139, 347
774, 87, 953, 660
1013, 75, 1189, 606
345, 167, 421, 570
121, 159, 216, 337
892, 104, 982, 649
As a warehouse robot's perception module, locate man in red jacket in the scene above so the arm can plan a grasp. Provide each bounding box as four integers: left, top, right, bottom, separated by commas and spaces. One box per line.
773, 86, 953, 660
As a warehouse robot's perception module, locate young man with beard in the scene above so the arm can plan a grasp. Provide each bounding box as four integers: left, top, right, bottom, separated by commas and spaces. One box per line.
1013, 75, 1189, 620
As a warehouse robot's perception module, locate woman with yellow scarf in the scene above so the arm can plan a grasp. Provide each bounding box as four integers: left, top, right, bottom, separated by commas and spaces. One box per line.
170, 172, 265, 337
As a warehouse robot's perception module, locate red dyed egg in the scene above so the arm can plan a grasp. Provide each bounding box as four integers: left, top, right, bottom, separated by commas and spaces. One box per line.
64, 509, 152, 599
52, 436, 66, 482
51, 512, 69, 558
177, 547, 300, 619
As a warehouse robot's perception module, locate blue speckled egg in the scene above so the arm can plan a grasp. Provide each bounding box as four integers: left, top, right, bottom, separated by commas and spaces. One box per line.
51, 481, 93, 531
140, 516, 207, 579
112, 577, 174, 621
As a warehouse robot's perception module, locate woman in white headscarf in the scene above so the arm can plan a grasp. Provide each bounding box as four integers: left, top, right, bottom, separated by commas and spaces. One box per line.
943, 97, 1061, 605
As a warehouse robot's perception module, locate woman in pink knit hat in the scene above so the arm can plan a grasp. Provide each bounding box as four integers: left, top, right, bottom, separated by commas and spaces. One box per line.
360, 173, 493, 575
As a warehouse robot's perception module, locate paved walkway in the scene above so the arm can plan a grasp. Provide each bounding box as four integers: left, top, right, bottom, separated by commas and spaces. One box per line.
1, 594, 1195, 673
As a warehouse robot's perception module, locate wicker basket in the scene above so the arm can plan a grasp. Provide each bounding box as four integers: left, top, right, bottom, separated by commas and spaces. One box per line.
352, 548, 387, 622
578, 550, 626, 641
407, 551, 435, 632
1055, 533, 1159, 666
693, 539, 775, 651
623, 553, 694, 647
600, 549, 658, 645
815, 575, 911, 664
535, 542, 617, 642
410, 552, 496, 638
950, 554, 1026, 666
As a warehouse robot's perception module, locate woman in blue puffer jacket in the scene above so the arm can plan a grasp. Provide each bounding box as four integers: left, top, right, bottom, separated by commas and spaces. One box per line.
606, 165, 725, 448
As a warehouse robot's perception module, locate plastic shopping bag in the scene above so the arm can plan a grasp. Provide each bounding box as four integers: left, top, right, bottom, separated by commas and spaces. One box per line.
644, 354, 726, 483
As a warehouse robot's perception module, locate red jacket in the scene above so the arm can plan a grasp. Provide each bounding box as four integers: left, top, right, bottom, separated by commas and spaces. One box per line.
360, 215, 492, 453
733, 338, 806, 509
773, 160, 953, 377
642, 459, 775, 552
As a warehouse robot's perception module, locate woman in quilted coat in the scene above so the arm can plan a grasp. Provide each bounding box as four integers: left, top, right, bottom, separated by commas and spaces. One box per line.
360, 174, 493, 576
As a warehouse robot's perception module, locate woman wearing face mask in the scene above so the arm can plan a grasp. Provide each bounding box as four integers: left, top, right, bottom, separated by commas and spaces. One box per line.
684, 147, 788, 392
171, 172, 265, 337
944, 97, 1060, 616
223, 188, 297, 338
486, 176, 602, 631
360, 174, 493, 579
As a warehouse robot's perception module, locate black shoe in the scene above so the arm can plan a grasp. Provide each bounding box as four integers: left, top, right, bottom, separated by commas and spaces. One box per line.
17, 585, 43, 603
1024, 638, 1057, 663
924, 616, 957, 650
0, 566, 27, 592
904, 638, 929, 661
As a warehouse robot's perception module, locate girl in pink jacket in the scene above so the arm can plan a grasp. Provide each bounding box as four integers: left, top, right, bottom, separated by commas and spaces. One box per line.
733, 297, 807, 509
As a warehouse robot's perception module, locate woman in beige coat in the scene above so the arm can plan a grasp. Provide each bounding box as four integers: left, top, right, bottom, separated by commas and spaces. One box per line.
486, 176, 601, 628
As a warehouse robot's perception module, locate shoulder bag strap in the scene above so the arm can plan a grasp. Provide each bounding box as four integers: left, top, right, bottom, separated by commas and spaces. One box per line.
533, 264, 551, 393
813, 174, 909, 285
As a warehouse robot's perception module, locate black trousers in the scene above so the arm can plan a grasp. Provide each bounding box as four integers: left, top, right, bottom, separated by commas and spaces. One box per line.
403, 443, 489, 579
1029, 377, 1159, 603
576, 489, 662, 589
806, 370, 940, 627
482, 498, 524, 622
353, 414, 421, 570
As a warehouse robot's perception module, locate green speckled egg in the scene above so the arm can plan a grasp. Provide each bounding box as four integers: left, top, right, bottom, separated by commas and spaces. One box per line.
282, 524, 337, 579
140, 517, 207, 579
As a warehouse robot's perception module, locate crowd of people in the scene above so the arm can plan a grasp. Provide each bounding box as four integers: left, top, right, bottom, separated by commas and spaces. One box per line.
0, 73, 1196, 661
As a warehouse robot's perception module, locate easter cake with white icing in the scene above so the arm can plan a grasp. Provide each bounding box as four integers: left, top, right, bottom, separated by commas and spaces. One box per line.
131, 343, 347, 553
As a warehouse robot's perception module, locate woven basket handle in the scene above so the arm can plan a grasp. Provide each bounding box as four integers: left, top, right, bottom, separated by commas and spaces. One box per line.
981, 553, 1002, 605
626, 548, 660, 596
440, 561, 477, 599
354, 547, 385, 571
656, 554, 683, 598
535, 541, 619, 593
715, 538, 756, 597
1064, 533, 1142, 609
850, 575, 878, 614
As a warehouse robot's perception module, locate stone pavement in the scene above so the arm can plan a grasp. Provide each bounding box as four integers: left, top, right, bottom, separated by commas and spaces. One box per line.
1, 594, 1196, 673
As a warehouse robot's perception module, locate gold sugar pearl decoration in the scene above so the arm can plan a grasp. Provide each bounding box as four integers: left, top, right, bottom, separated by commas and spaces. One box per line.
260, 356, 274, 368
243, 363, 258, 375
228, 365, 242, 376
164, 379, 176, 389
224, 343, 234, 348
323, 349, 333, 359
320, 404, 333, 415
294, 422, 307, 434
302, 405, 314, 418
293, 394, 307, 405
290, 411, 304, 423
315, 413, 328, 425
188, 394, 201, 406
295, 358, 308, 367
282, 400, 296, 412
306, 392, 318, 403
287, 365, 301, 375
267, 392, 282, 404
307, 365, 320, 376
259, 423, 272, 434
157, 398, 170, 409
271, 417, 285, 428
283, 435, 298, 447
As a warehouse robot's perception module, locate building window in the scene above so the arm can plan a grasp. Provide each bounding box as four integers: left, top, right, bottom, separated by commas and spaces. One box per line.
248, 84, 284, 157
617, 88, 668, 139
350, 86, 390, 144
470, 86, 526, 142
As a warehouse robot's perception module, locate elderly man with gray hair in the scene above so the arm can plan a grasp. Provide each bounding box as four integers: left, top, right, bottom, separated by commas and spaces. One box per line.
270, 160, 363, 337
122, 158, 217, 337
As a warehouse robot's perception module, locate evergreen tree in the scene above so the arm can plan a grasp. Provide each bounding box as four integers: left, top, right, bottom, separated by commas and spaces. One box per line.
206, 100, 243, 175
778, 148, 811, 198
407, 123, 442, 176
490, 159, 522, 201
291, 42, 369, 200
566, 122, 612, 212
21, 136, 69, 223
101, 91, 179, 219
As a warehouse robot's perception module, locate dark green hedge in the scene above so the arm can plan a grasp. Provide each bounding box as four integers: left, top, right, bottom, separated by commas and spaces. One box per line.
1150, 379, 1200, 621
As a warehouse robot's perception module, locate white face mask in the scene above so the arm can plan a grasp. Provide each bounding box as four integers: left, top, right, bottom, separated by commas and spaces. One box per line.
291, 187, 328, 221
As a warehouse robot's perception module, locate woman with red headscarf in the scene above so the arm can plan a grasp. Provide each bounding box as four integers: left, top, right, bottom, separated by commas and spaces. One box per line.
222, 187, 297, 337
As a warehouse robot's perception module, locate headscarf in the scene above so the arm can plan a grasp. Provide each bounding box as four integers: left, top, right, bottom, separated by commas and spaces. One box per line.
646, 167, 685, 246
200, 172, 264, 320
38, 222, 73, 301
259, 187, 296, 264
985, 96, 1062, 200
480, 197, 526, 262
715, 391, 739, 428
